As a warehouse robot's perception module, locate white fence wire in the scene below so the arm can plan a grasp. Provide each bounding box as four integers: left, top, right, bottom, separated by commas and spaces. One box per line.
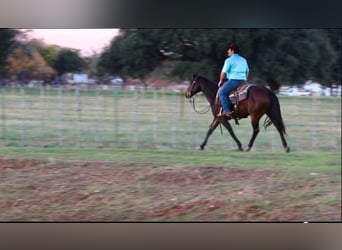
0, 85, 341, 152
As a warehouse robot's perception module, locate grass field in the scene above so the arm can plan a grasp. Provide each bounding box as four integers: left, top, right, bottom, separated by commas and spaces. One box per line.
0, 86, 341, 152
0, 86, 341, 221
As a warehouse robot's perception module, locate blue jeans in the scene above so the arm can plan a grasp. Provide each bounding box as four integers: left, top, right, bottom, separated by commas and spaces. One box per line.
218, 79, 245, 112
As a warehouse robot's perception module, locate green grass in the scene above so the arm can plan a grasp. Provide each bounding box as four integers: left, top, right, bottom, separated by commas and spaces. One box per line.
0, 146, 339, 172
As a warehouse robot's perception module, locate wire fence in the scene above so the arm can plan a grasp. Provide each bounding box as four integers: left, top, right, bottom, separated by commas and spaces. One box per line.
0, 85, 341, 152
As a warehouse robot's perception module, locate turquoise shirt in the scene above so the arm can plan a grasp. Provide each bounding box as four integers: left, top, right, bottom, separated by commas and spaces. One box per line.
221, 53, 249, 80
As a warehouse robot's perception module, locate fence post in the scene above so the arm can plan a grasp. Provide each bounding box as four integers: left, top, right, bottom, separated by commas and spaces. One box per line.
1, 87, 6, 142
171, 93, 177, 148
271, 128, 276, 152
20, 87, 27, 146
133, 89, 139, 148
334, 97, 340, 151
113, 87, 119, 144
75, 86, 81, 148
311, 96, 318, 149
58, 87, 64, 147
153, 88, 158, 147
94, 87, 100, 145
40, 86, 45, 147
180, 92, 184, 117
190, 98, 196, 149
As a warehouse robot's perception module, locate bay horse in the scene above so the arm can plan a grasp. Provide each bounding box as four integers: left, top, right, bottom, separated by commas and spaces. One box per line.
185, 73, 290, 152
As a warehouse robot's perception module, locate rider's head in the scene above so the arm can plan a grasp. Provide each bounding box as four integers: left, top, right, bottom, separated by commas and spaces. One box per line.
227, 43, 240, 54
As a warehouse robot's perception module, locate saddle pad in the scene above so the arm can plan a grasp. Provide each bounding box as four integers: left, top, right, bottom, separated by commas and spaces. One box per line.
229, 84, 254, 104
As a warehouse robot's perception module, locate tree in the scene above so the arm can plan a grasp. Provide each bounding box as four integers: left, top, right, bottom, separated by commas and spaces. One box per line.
0, 28, 19, 76
6, 46, 55, 82
98, 30, 161, 82
98, 28, 341, 86
324, 29, 342, 85
84, 52, 100, 78
54, 49, 86, 75
29, 39, 59, 70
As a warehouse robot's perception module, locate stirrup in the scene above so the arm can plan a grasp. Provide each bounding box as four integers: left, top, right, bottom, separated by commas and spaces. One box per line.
222, 111, 234, 117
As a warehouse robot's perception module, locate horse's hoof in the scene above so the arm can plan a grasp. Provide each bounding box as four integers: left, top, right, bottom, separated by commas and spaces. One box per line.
197, 145, 204, 150
245, 147, 251, 152
238, 147, 244, 151
285, 146, 290, 153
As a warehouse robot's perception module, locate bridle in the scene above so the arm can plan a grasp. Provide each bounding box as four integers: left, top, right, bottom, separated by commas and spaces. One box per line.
187, 76, 211, 114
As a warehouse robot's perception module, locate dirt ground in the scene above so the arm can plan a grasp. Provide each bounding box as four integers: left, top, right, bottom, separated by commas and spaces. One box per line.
0, 158, 340, 221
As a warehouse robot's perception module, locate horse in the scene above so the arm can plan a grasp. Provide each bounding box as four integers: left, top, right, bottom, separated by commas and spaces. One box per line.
185, 73, 290, 152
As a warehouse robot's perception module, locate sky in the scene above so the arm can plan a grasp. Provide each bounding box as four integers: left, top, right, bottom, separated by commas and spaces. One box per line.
27, 29, 120, 56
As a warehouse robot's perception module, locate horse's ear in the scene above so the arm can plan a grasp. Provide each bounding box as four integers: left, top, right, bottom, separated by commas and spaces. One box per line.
192, 73, 197, 78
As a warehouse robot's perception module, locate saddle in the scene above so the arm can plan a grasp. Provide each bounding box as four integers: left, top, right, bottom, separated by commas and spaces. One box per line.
216, 82, 254, 125
228, 82, 253, 106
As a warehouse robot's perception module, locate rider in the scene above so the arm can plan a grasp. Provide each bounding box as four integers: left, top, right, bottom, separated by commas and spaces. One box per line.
217, 43, 249, 117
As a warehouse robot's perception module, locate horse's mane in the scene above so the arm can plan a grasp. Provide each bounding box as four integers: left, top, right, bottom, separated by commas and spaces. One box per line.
197, 75, 216, 86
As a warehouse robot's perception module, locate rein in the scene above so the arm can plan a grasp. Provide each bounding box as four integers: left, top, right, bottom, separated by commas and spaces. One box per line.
189, 95, 223, 134
188, 96, 211, 114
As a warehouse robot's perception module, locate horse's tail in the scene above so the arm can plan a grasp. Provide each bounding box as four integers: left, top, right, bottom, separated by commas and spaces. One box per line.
264, 88, 287, 135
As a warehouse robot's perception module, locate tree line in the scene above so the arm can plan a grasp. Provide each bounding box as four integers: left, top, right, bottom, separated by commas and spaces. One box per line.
0, 28, 341, 87
98, 29, 341, 87
0, 29, 87, 84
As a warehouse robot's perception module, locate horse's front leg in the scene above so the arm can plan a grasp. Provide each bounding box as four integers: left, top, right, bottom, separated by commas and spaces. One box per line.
221, 119, 243, 151
246, 116, 261, 152
199, 118, 220, 150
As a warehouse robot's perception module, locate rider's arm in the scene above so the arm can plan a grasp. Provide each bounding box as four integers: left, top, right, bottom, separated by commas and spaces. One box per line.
218, 72, 226, 87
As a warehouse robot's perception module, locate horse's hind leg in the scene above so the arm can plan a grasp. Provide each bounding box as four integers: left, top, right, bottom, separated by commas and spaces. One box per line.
273, 121, 290, 152
199, 119, 220, 150
221, 119, 243, 151
279, 132, 290, 152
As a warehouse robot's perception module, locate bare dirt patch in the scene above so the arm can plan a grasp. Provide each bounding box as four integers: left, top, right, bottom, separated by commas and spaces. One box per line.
0, 158, 340, 221
138, 166, 275, 186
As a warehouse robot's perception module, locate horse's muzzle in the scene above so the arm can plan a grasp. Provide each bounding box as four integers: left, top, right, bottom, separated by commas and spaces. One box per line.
185, 90, 192, 98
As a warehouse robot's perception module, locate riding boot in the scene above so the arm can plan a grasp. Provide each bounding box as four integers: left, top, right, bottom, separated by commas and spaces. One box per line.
222, 111, 234, 117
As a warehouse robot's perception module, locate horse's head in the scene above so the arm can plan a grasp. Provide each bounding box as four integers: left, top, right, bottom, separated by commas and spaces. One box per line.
185, 73, 202, 98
